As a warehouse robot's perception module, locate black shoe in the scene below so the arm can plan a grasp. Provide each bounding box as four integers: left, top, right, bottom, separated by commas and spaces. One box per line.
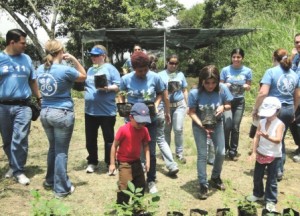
228, 150, 237, 161
293, 147, 300, 155
210, 177, 226, 191
199, 184, 208, 200
277, 172, 283, 182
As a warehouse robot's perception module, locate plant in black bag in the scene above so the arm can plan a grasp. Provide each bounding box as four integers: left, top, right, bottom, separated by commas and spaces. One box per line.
27, 97, 41, 121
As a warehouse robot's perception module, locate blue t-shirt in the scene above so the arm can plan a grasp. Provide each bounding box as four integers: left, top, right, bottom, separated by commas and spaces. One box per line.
120, 71, 165, 104
85, 63, 120, 116
220, 65, 252, 98
292, 53, 300, 74
0, 52, 35, 100
37, 63, 79, 111
158, 69, 188, 103
261, 65, 300, 105
188, 84, 233, 119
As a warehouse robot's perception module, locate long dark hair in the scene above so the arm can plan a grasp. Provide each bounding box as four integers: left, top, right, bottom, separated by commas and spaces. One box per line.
230, 48, 245, 64
198, 65, 220, 92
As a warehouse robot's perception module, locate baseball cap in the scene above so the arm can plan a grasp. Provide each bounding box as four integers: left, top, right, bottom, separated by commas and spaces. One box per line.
89, 47, 106, 55
258, 96, 281, 117
130, 103, 151, 124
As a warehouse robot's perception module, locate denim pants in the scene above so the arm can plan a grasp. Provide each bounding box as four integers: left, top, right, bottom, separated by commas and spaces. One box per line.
0, 104, 31, 176
253, 158, 280, 203
40, 108, 74, 195
156, 109, 178, 170
223, 98, 245, 154
164, 103, 187, 156
85, 114, 116, 166
192, 121, 225, 185
146, 119, 157, 183
289, 105, 300, 147
277, 104, 294, 175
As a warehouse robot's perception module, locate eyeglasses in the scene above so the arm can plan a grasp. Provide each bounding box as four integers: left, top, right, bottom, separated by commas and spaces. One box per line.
168, 62, 178, 65
90, 54, 101, 57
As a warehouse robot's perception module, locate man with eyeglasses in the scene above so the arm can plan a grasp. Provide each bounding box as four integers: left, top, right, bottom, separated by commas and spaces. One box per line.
0, 29, 41, 185
291, 33, 300, 162
122, 44, 142, 75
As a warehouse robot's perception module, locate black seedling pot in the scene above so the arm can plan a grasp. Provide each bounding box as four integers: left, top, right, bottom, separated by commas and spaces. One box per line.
117, 102, 132, 117
94, 74, 108, 88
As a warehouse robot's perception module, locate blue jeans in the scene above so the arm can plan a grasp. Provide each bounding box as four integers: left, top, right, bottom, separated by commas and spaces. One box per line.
277, 104, 294, 175
156, 109, 178, 170
40, 108, 74, 196
146, 119, 157, 183
192, 121, 225, 185
223, 98, 245, 154
0, 104, 32, 176
253, 158, 280, 203
164, 103, 187, 156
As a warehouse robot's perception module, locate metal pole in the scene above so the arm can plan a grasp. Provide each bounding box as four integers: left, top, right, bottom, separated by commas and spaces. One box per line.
164, 30, 166, 66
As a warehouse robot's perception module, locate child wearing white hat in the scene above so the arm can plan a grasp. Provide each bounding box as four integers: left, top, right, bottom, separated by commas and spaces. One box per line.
247, 96, 285, 213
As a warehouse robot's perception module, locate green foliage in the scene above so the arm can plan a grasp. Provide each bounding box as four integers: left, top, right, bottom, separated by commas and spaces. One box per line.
177, 4, 204, 28
30, 190, 70, 216
105, 181, 160, 216
237, 200, 258, 215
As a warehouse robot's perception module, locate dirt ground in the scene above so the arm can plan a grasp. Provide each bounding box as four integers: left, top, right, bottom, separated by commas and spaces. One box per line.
0, 98, 299, 216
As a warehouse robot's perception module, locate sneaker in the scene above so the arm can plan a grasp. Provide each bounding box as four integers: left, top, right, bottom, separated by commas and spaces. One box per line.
43, 181, 53, 190
228, 150, 237, 160
293, 147, 300, 155
168, 167, 179, 176
199, 184, 208, 200
246, 194, 264, 202
16, 173, 30, 185
107, 169, 118, 176
148, 181, 158, 194
176, 155, 187, 164
86, 164, 97, 173
5, 168, 13, 178
55, 185, 75, 198
210, 177, 226, 190
266, 202, 276, 212
277, 172, 283, 182
293, 154, 300, 163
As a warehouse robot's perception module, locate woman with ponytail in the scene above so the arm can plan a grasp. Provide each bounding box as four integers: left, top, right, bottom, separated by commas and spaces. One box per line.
36, 39, 86, 198
252, 48, 300, 181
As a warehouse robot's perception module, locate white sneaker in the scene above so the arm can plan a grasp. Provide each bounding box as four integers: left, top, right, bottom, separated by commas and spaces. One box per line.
246, 194, 264, 202
16, 173, 30, 185
86, 164, 97, 173
148, 181, 158, 194
5, 168, 13, 178
293, 154, 300, 162
266, 202, 276, 212
108, 169, 118, 176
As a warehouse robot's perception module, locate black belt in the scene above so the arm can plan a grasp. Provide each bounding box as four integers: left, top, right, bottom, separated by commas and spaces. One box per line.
118, 159, 141, 165
0, 99, 29, 106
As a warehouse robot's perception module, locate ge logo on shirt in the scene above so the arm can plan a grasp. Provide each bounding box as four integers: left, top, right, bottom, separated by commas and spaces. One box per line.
277, 74, 296, 96
38, 74, 58, 96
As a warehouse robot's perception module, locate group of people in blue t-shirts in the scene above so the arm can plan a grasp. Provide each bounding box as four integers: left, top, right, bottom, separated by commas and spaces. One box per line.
1, 28, 300, 212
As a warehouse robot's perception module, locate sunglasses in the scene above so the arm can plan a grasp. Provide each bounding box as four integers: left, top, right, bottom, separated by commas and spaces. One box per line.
168, 62, 178, 65
90, 54, 101, 57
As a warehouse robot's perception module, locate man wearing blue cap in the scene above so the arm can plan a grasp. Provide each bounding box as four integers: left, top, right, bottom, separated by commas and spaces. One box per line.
109, 103, 151, 204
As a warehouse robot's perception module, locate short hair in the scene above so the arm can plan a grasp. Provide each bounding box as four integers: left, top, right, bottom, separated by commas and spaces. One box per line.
198, 65, 220, 92
166, 54, 179, 62
6, 29, 27, 45
273, 48, 292, 71
131, 52, 149, 69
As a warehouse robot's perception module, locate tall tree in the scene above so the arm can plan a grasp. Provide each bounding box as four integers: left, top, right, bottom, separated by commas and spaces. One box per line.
176, 3, 204, 28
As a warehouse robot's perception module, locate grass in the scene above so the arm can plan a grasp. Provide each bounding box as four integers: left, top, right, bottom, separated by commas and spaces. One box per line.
1, 95, 300, 215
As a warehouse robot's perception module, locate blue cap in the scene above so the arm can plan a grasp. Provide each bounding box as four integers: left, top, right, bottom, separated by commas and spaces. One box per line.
130, 103, 151, 124
89, 47, 105, 55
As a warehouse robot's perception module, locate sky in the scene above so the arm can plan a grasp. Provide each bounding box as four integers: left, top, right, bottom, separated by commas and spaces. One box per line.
0, 0, 204, 43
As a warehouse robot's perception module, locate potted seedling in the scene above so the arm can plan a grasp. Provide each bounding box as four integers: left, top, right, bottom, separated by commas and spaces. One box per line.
72, 81, 85, 91
200, 106, 217, 129
168, 80, 180, 94
282, 194, 300, 216
143, 92, 156, 117
94, 73, 108, 89
216, 208, 234, 216
117, 91, 132, 117
237, 200, 258, 216
190, 208, 208, 216
105, 181, 160, 216
261, 209, 281, 216
229, 83, 245, 96
166, 211, 184, 216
